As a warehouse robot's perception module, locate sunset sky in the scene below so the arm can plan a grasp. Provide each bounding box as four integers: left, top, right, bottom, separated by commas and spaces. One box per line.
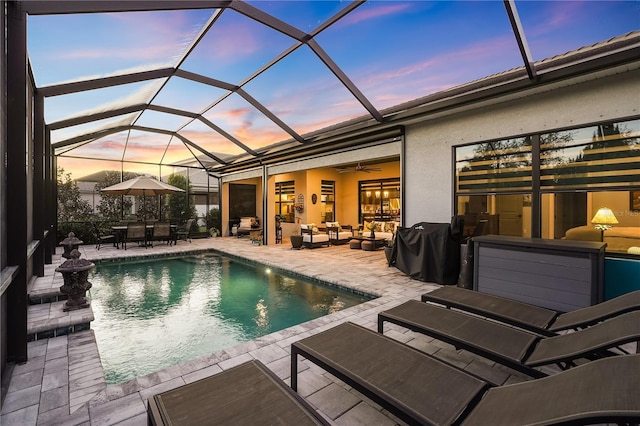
26, 1, 639, 179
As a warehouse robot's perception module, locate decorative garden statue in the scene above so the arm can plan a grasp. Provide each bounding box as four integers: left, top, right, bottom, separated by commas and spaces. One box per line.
56, 248, 94, 311
59, 232, 83, 259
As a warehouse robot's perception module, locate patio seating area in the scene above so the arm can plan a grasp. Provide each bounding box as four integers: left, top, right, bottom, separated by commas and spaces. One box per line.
3, 236, 546, 425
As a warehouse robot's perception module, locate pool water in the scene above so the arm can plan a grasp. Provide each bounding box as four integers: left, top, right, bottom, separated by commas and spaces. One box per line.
89, 253, 369, 384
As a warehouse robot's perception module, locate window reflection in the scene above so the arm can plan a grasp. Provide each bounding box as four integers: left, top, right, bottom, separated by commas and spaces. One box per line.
542, 191, 640, 254
454, 118, 640, 256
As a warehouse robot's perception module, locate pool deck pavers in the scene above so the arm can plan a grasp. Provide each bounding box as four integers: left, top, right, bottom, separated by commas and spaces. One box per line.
3, 236, 535, 425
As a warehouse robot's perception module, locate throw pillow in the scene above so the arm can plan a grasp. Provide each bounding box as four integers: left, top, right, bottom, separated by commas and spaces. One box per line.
384, 222, 395, 233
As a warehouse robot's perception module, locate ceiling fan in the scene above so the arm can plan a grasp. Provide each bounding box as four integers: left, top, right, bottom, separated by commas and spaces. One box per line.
336, 162, 382, 173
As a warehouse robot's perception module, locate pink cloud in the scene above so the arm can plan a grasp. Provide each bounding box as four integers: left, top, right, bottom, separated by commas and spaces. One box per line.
340, 3, 414, 26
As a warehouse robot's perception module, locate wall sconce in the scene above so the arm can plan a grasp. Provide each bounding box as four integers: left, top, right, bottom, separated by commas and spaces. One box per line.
375, 191, 380, 198
591, 207, 618, 241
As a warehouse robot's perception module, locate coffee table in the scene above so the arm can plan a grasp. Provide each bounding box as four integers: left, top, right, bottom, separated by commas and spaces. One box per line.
349, 236, 387, 250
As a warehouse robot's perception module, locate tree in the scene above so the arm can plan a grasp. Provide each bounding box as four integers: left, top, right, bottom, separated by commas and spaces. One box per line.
95, 171, 137, 220
57, 167, 93, 222
166, 174, 196, 223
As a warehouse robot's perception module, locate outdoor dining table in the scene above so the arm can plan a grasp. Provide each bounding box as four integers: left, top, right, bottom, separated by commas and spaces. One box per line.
111, 224, 177, 248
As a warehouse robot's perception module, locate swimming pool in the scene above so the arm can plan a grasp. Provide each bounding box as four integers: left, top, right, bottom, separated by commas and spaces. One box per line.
89, 252, 370, 384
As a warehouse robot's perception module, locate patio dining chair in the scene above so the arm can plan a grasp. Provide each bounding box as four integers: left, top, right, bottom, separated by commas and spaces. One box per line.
123, 222, 147, 250
176, 218, 194, 243
151, 222, 172, 247
93, 222, 116, 250
291, 321, 640, 426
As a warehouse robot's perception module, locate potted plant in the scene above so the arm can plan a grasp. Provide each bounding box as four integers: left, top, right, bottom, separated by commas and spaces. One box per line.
290, 223, 303, 250
367, 221, 378, 239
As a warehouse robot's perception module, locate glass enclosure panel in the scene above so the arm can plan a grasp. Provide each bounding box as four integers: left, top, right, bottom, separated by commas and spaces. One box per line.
359, 179, 400, 224
243, 45, 368, 136
320, 180, 335, 223
202, 92, 292, 150
541, 190, 640, 254
540, 119, 640, 190
457, 193, 533, 239
456, 137, 533, 194
28, 10, 213, 85
318, 1, 521, 111
275, 181, 295, 223
516, 1, 640, 63
44, 80, 164, 124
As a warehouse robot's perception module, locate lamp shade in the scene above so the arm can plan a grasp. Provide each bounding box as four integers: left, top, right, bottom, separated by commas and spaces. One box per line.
591, 207, 619, 226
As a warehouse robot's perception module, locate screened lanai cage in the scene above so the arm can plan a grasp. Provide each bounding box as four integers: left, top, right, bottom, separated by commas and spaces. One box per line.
23, 1, 638, 242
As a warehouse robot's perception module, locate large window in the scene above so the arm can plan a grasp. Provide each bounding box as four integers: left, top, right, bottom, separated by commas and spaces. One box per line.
359, 178, 400, 224
275, 181, 295, 223
229, 184, 256, 219
454, 118, 640, 254
320, 180, 335, 223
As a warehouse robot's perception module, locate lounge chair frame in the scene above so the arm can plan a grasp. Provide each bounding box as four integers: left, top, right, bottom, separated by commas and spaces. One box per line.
378, 299, 640, 378
149, 359, 329, 425
421, 286, 640, 336
292, 322, 640, 426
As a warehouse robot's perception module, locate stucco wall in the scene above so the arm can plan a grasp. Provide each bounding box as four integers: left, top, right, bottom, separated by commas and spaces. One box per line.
403, 68, 640, 226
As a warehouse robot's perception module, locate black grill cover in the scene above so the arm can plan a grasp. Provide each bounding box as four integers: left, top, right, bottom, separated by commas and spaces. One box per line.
392, 219, 463, 285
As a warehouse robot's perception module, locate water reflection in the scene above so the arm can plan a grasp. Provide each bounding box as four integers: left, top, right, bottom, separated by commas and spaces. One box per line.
90, 253, 369, 384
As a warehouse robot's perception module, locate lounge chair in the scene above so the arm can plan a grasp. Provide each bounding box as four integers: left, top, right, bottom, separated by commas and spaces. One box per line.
421, 286, 640, 336
291, 322, 640, 426
148, 359, 328, 425
378, 299, 640, 378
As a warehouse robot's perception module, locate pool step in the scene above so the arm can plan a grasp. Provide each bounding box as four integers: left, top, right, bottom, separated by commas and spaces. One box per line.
27, 300, 94, 342
27, 275, 94, 342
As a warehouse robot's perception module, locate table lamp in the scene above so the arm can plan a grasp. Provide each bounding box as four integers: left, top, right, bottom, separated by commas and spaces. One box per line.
590, 207, 618, 241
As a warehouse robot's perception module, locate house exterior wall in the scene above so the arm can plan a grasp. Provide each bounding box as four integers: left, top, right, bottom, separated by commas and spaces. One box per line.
403, 68, 640, 226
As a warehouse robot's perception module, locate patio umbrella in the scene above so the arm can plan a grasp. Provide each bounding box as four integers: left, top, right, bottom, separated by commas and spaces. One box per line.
101, 176, 184, 220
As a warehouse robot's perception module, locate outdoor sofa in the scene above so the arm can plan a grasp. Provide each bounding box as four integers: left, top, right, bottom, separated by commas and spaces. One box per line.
378, 299, 640, 378
421, 286, 640, 336
291, 321, 640, 425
